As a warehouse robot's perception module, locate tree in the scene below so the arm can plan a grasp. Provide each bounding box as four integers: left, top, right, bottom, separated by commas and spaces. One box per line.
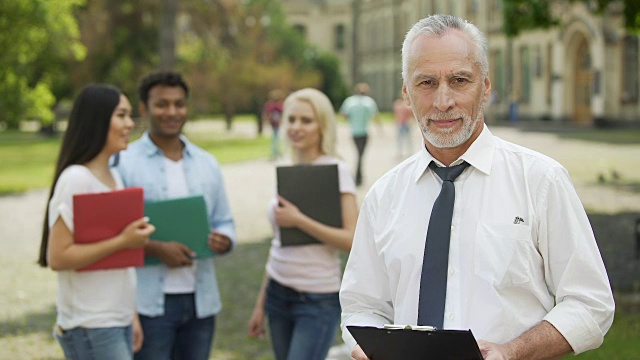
503, 0, 640, 37
179, 0, 325, 132
502, 0, 557, 37
68, 0, 160, 107
0, 0, 86, 129
159, 0, 178, 69
309, 51, 349, 111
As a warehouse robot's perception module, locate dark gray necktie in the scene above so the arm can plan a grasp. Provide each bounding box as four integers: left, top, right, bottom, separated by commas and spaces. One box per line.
417, 161, 470, 328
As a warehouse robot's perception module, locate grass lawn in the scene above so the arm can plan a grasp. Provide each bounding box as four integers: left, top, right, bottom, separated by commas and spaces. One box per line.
0, 118, 270, 194
1, 240, 638, 359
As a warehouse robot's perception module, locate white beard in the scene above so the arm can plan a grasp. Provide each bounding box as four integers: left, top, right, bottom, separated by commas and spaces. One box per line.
417, 102, 484, 148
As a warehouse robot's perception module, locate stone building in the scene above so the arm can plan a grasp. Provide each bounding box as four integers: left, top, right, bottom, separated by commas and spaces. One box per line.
282, 0, 640, 126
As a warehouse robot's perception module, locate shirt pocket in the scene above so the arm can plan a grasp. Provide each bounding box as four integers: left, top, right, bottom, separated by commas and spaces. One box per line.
474, 221, 532, 288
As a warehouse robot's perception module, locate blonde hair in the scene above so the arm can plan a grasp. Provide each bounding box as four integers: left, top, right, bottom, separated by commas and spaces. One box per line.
281, 88, 338, 162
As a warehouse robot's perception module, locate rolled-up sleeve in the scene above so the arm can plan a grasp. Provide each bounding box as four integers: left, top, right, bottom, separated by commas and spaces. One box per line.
209, 163, 236, 252
538, 167, 615, 354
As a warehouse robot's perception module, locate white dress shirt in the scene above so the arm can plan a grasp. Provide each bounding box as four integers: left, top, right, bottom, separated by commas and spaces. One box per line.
340, 125, 614, 354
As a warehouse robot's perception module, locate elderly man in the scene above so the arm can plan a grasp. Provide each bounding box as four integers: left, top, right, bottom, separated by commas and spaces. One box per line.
340, 14, 614, 360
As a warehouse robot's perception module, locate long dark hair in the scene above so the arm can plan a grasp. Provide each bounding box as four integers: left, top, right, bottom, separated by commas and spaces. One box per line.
38, 84, 122, 267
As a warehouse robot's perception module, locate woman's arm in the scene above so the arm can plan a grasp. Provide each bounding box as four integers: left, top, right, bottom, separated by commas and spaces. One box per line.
275, 192, 358, 251
47, 216, 154, 271
248, 272, 269, 338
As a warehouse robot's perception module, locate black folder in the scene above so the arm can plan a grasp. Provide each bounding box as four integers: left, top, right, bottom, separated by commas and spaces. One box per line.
276, 164, 342, 246
347, 325, 483, 360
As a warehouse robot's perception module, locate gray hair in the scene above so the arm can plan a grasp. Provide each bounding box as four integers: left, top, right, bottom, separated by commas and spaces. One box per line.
401, 14, 489, 82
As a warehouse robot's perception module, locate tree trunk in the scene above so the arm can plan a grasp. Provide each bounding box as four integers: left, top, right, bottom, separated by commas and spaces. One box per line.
159, 0, 178, 70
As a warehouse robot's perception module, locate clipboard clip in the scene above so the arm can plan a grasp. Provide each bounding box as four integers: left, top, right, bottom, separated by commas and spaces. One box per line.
383, 324, 437, 331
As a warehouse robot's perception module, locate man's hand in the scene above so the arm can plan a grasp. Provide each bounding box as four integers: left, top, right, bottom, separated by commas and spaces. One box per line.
156, 241, 195, 267
208, 230, 232, 254
477, 340, 511, 360
351, 345, 370, 360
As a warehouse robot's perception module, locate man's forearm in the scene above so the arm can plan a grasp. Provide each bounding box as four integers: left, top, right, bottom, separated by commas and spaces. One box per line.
144, 240, 164, 256
504, 320, 573, 359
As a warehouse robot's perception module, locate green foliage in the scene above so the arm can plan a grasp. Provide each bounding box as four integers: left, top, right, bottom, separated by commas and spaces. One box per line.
504, 0, 640, 36
309, 51, 349, 110
503, 0, 557, 37
572, 1, 640, 30
0, 0, 85, 128
178, 0, 343, 127
69, 0, 159, 106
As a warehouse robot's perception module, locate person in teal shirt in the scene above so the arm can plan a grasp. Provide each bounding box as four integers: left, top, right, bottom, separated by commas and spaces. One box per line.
339, 82, 379, 186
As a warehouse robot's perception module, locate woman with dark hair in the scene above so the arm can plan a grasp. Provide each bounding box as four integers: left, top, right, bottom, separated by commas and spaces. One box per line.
38, 84, 155, 359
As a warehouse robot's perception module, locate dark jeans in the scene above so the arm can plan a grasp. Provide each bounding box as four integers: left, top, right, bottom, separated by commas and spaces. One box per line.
135, 294, 215, 360
265, 279, 341, 360
352, 135, 368, 185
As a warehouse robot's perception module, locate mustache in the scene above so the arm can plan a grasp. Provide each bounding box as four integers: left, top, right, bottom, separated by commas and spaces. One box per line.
425, 112, 469, 121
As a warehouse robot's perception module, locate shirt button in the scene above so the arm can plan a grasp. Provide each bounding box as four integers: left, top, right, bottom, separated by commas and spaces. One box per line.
448, 313, 454, 320
448, 268, 455, 275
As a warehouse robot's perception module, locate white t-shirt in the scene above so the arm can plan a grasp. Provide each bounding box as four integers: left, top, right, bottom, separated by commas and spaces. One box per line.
266, 155, 356, 293
48, 165, 136, 329
162, 157, 197, 294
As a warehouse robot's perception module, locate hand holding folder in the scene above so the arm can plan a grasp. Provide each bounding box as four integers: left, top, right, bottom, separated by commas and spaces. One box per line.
347, 325, 483, 359
73, 187, 146, 271
276, 164, 342, 246
143, 195, 212, 265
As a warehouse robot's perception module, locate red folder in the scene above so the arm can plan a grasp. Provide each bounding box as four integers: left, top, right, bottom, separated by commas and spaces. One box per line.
73, 187, 145, 271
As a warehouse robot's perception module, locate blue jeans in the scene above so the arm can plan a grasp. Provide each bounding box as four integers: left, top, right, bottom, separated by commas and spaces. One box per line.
54, 325, 133, 360
134, 294, 215, 360
265, 279, 341, 360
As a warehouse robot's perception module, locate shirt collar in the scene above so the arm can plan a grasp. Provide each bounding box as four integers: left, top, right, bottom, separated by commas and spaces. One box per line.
412, 124, 495, 183
139, 131, 194, 158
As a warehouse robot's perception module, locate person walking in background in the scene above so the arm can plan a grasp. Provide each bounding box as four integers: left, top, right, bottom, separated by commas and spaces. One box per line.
340, 14, 614, 359
116, 71, 236, 360
38, 84, 155, 359
263, 89, 286, 160
248, 88, 358, 360
393, 92, 414, 159
339, 82, 379, 186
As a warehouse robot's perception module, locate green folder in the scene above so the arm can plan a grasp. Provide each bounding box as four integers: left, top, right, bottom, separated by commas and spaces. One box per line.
143, 195, 212, 265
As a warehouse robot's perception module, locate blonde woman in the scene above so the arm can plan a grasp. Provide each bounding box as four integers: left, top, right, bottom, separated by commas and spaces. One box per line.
248, 88, 358, 360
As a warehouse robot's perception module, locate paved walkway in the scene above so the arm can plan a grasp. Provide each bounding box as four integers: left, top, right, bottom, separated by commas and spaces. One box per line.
1, 121, 639, 359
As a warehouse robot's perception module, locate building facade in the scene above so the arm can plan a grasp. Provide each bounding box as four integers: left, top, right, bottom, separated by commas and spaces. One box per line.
281, 0, 355, 85
283, 0, 640, 126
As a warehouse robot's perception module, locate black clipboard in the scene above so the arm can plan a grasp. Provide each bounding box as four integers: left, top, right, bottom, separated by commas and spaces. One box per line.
276, 164, 342, 246
347, 325, 483, 360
